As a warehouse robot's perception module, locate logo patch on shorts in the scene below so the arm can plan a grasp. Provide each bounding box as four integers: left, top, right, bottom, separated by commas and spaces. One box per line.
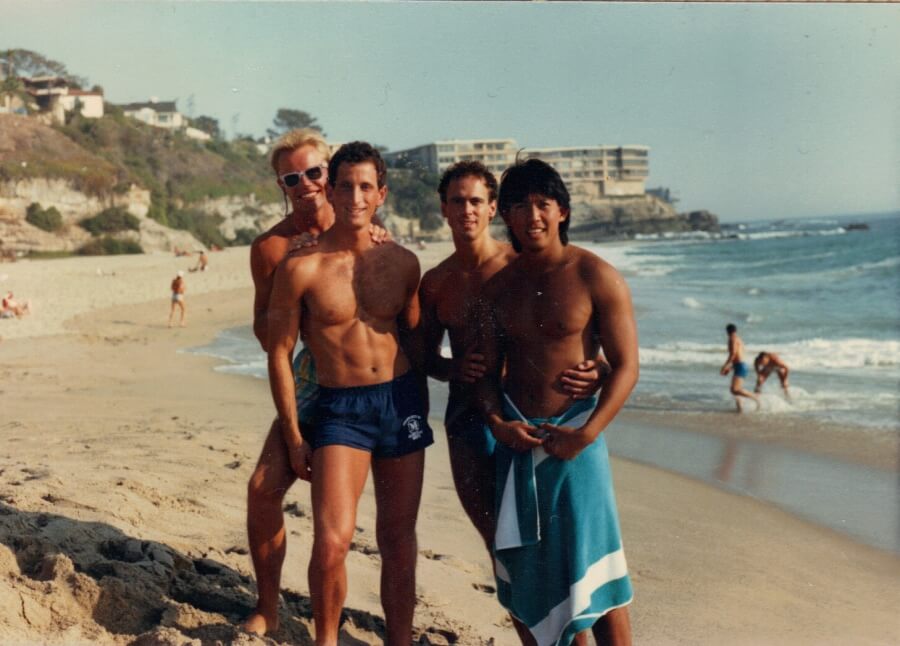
403, 415, 424, 441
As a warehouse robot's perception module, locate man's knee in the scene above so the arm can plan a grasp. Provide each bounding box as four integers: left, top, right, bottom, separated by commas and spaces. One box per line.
376, 520, 417, 561
247, 467, 290, 508
312, 530, 352, 571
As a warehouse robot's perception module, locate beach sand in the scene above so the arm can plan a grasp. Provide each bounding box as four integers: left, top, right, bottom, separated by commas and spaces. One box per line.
0, 245, 898, 645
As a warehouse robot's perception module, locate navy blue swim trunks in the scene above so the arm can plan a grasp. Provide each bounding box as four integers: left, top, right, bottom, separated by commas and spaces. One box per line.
445, 390, 496, 457
733, 361, 749, 378
311, 371, 434, 458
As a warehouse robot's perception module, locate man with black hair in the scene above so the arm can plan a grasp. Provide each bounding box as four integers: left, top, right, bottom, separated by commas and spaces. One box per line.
476, 159, 636, 645
720, 323, 760, 412
267, 141, 431, 645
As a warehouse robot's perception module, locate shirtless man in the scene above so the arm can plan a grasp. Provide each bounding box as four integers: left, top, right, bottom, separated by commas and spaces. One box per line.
267, 142, 431, 645
720, 323, 760, 412
754, 351, 790, 397
244, 129, 385, 636
419, 161, 607, 547
477, 159, 637, 646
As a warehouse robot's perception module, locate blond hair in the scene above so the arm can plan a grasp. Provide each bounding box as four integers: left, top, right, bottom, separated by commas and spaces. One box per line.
269, 128, 330, 174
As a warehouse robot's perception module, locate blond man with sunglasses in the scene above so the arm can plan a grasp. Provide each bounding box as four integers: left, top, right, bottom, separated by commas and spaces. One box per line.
244, 128, 386, 636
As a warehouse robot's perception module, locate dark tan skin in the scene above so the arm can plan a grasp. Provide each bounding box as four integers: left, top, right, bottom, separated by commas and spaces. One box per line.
755, 351, 790, 396
420, 175, 608, 550
477, 193, 638, 646
244, 144, 386, 637
267, 160, 424, 646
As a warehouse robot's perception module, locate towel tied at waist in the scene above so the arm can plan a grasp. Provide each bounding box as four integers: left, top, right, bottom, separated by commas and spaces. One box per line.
490, 393, 633, 646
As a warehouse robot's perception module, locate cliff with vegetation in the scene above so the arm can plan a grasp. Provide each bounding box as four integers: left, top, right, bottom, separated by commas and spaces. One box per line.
0, 113, 281, 254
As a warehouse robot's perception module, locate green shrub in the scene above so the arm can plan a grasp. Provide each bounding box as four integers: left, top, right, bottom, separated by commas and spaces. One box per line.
79, 206, 140, 235
25, 203, 64, 232
77, 236, 143, 255
232, 227, 259, 246
167, 208, 228, 249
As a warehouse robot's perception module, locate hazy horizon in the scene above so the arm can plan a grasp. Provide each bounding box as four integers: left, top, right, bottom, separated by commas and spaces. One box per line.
1, 1, 897, 222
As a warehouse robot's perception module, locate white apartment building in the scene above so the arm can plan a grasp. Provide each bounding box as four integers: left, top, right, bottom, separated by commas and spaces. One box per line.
384, 139, 518, 176
521, 145, 649, 199
385, 139, 649, 199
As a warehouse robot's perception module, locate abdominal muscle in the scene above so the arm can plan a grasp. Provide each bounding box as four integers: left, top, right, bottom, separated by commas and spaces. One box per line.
502, 337, 589, 419
305, 316, 410, 388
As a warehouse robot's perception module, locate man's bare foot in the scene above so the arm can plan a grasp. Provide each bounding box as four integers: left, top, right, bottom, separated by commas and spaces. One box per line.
242, 611, 278, 636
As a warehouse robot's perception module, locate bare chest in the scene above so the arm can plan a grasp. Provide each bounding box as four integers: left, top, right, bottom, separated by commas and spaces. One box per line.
497, 274, 594, 343
305, 253, 407, 325
435, 271, 490, 332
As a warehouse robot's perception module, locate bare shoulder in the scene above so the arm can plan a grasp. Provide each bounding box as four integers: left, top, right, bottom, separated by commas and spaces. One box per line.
252, 220, 293, 264
421, 251, 461, 292
571, 246, 630, 301
378, 241, 421, 271
277, 245, 321, 280
571, 246, 624, 281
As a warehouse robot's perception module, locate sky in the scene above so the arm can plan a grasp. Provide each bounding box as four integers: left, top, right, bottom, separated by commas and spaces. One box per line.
1, 1, 897, 222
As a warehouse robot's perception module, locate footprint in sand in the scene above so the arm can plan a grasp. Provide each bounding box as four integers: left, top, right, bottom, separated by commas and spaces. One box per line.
471, 582, 496, 594
349, 540, 379, 556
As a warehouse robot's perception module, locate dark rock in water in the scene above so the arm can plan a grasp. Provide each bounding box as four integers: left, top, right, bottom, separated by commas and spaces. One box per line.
846, 222, 869, 231
562, 195, 721, 240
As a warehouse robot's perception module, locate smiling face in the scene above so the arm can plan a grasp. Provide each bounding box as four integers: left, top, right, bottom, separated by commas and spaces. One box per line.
276, 144, 328, 215
505, 193, 569, 253
441, 175, 497, 243
327, 161, 387, 230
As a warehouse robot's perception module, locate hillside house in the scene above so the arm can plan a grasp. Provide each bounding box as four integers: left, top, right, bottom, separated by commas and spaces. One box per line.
2, 76, 104, 122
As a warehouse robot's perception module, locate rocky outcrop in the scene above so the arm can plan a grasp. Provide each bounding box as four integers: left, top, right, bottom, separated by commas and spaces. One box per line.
189, 195, 282, 240
569, 196, 720, 239
0, 178, 197, 253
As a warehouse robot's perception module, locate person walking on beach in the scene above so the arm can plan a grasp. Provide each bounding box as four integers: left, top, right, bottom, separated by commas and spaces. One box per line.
168, 271, 186, 327
267, 142, 431, 645
476, 159, 637, 646
243, 129, 387, 636
720, 324, 760, 412
754, 351, 790, 397
419, 161, 607, 551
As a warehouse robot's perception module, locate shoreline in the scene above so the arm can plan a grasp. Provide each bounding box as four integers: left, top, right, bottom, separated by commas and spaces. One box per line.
1, 248, 898, 644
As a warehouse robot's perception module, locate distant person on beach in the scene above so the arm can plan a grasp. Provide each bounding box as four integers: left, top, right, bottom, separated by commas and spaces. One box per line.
720, 323, 760, 412
1, 291, 30, 318
755, 351, 791, 397
476, 159, 636, 645
189, 250, 208, 272
243, 131, 388, 637
168, 272, 186, 327
267, 142, 430, 644
419, 161, 608, 554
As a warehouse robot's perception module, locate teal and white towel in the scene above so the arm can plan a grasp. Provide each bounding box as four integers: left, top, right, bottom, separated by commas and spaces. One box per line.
491, 394, 633, 646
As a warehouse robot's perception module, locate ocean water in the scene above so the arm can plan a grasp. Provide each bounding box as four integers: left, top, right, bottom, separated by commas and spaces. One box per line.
189, 212, 900, 431
594, 212, 900, 430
